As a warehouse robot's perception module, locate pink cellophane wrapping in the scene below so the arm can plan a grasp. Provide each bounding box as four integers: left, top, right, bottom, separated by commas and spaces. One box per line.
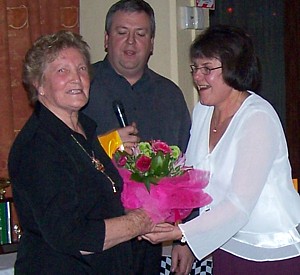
118, 168, 212, 223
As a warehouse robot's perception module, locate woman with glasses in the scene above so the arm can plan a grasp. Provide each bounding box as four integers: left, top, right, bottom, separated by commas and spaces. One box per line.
142, 25, 300, 274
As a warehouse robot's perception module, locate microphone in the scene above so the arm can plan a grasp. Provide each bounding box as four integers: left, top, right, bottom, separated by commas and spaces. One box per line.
112, 100, 128, 127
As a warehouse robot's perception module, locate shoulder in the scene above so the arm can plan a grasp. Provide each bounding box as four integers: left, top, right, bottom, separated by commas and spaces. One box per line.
8, 119, 54, 179
145, 68, 186, 99
146, 68, 179, 87
192, 102, 210, 117
92, 59, 104, 70
79, 112, 97, 136
10, 111, 40, 151
235, 92, 285, 138
91, 60, 105, 80
243, 92, 281, 121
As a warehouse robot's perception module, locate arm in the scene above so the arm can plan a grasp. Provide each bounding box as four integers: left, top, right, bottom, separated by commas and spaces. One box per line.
103, 209, 154, 250
80, 209, 154, 255
15, 135, 154, 256
142, 223, 195, 275
171, 214, 198, 275
171, 245, 195, 275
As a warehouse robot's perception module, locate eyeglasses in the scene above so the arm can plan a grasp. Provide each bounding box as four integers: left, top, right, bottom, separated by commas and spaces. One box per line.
190, 65, 222, 75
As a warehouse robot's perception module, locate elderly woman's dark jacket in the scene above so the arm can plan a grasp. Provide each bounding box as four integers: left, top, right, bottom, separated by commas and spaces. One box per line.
8, 102, 133, 274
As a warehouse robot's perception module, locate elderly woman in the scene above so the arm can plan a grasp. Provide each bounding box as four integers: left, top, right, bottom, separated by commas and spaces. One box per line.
8, 30, 156, 274
142, 25, 300, 274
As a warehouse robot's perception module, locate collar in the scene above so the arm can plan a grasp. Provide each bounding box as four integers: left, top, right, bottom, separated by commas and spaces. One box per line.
34, 102, 97, 143
96, 55, 150, 88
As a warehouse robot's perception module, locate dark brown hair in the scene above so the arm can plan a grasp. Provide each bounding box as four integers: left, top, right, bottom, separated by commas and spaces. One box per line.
190, 25, 261, 91
105, 0, 155, 38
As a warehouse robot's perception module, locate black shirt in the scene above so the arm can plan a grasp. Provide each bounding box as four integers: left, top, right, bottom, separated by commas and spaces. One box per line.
83, 56, 191, 152
8, 102, 133, 274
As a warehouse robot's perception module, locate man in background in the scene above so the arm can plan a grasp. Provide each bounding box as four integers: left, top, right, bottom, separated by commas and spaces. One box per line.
83, 0, 191, 274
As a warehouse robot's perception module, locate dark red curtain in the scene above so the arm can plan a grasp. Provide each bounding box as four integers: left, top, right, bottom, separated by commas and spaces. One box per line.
285, 0, 300, 183
209, 0, 299, 187
0, 0, 79, 195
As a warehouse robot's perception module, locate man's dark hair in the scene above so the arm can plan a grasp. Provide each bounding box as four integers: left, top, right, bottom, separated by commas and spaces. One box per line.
105, 0, 156, 38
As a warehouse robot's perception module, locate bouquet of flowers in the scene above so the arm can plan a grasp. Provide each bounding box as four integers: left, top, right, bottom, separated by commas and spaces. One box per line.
113, 140, 212, 223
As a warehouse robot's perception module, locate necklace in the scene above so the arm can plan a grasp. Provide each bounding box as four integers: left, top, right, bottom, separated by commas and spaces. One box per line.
71, 134, 117, 193
212, 91, 244, 133
212, 115, 234, 133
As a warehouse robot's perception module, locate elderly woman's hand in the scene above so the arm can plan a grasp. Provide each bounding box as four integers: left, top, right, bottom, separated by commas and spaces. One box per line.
125, 209, 156, 236
103, 210, 175, 251
103, 208, 155, 250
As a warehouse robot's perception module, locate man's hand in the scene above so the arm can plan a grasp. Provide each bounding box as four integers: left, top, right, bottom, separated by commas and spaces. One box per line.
117, 122, 139, 153
171, 244, 195, 275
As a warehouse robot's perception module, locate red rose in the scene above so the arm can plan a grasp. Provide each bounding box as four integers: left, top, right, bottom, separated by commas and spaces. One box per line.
136, 155, 151, 172
152, 141, 172, 154
118, 155, 127, 167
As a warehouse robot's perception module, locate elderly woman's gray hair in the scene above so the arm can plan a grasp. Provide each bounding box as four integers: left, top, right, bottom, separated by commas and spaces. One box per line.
22, 30, 91, 104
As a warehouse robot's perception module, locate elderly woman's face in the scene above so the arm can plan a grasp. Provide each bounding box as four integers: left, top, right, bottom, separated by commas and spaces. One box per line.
37, 47, 90, 114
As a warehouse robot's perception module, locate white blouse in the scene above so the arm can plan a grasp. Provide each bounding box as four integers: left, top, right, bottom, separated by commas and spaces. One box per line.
180, 91, 300, 261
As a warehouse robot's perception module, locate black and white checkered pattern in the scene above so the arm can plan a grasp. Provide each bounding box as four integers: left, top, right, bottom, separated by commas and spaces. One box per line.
160, 256, 213, 275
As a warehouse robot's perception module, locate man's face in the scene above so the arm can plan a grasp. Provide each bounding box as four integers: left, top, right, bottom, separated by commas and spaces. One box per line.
105, 10, 154, 84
